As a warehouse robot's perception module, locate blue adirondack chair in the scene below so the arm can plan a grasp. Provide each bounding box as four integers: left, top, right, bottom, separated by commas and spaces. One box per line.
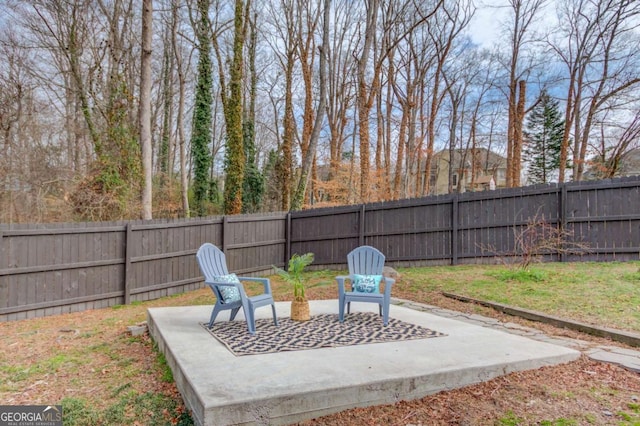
336, 245, 395, 326
196, 243, 278, 334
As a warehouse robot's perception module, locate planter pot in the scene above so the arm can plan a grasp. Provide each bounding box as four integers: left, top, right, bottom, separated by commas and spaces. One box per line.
291, 297, 310, 321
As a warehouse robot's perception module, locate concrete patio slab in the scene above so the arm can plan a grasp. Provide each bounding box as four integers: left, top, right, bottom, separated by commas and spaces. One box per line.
147, 300, 580, 426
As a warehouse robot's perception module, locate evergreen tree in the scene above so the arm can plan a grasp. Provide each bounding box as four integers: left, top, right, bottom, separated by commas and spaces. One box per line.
190, 0, 213, 216
524, 90, 565, 184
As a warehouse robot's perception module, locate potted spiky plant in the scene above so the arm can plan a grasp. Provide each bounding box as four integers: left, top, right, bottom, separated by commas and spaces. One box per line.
275, 252, 314, 321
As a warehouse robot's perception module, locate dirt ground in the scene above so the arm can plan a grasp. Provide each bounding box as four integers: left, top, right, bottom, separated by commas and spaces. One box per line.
298, 291, 640, 425
1, 287, 639, 425
300, 356, 640, 425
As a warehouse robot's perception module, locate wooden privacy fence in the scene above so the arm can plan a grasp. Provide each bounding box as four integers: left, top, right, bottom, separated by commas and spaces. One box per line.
1, 176, 640, 321
0, 213, 287, 321
290, 176, 640, 265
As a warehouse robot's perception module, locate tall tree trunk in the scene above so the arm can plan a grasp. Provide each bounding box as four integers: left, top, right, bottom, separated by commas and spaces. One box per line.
512, 79, 526, 187
447, 89, 459, 194
291, 0, 329, 210
223, 0, 246, 214
504, 0, 545, 187
385, 55, 394, 197
171, 0, 189, 217
139, 0, 153, 220
356, 0, 379, 203
393, 103, 407, 199
558, 77, 574, 184
191, 0, 213, 216
296, 0, 320, 206
159, 22, 174, 181
281, 61, 295, 211
241, 10, 264, 213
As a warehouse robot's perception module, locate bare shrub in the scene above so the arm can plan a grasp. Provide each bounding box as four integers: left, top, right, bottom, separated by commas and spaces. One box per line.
480, 211, 590, 270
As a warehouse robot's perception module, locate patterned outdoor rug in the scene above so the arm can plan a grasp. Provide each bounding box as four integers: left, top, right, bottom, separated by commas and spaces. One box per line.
201, 312, 446, 356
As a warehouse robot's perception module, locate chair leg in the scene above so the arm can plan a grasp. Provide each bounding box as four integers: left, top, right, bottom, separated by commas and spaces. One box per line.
208, 305, 223, 327
242, 299, 255, 335
271, 303, 278, 326
229, 307, 241, 321
338, 295, 345, 322
247, 308, 256, 335
379, 304, 382, 316
382, 304, 389, 326
347, 302, 351, 314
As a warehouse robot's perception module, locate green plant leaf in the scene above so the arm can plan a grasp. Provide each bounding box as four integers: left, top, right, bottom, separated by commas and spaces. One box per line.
273, 253, 314, 299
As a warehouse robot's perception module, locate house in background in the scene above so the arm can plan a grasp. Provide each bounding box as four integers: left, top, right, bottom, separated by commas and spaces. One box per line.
585, 148, 640, 180
616, 148, 640, 176
430, 148, 507, 195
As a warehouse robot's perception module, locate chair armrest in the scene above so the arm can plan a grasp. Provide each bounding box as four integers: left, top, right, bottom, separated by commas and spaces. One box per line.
336, 275, 353, 294
237, 276, 272, 294
382, 276, 395, 298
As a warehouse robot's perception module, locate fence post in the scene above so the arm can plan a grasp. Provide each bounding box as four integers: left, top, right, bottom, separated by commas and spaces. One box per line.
559, 184, 567, 262
222, 216, 229, 254
124, 223, 132, 305
451, 194, 459, 265
285, 212, 291, 265
359, 204, 366, 246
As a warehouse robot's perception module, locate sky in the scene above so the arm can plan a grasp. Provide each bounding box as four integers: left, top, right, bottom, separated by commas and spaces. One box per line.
468, 3, 510, 47
467, 0, 558, 48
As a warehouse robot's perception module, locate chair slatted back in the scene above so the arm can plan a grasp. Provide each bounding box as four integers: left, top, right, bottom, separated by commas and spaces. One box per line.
196, 243, 229, 280
347, 245, 385, 276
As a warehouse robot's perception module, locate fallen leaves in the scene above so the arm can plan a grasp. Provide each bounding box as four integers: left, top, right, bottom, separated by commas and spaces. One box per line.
1, 286, 640, 425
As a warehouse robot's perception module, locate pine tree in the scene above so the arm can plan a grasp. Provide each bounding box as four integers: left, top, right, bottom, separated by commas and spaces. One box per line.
524, 90, 565, 184
190, 0, 213, 216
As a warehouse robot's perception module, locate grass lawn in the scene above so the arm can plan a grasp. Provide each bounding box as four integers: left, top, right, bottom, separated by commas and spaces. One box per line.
393, 261, 640, 333
0, 261, 639, 425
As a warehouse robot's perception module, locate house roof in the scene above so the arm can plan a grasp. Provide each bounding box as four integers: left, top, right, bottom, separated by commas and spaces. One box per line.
474, 175, 495, 184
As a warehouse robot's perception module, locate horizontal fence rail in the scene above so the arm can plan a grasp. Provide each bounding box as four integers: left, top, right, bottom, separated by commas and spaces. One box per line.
289, 176, 640, 266
0, 213, 288, 321
2, 176, 640, 321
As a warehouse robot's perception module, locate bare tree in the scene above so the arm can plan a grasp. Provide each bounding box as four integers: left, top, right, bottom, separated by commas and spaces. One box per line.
0, 33, 36, 222
355, 0, 442, 202
502, 0, 547, 187
552, 0, 640, 182
12, 0, 144, 220
291, 0, 321, 208
263, 0, 299, 210
170, 0, 191, 216
355, 0, 380, 203
392, 29, 428, 198
291, 0, 330, 210
27, 1, 103, 159
591, 109, 640, 178
139, 0, 153, 219
325, 0, 358, 188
